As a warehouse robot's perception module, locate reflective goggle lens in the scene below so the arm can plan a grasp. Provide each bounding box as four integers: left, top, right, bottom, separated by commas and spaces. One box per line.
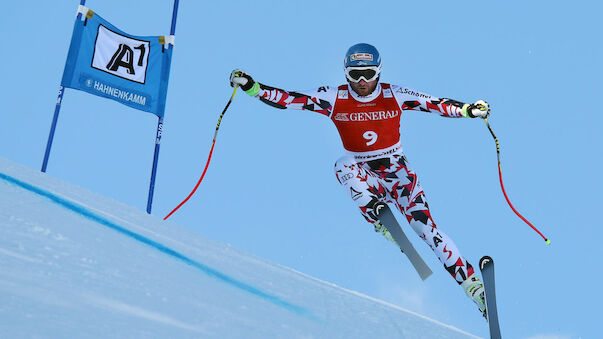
345, 67, 380, 82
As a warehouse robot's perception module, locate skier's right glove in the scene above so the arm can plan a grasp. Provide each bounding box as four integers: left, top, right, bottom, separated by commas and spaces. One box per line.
230, 69, 260, 96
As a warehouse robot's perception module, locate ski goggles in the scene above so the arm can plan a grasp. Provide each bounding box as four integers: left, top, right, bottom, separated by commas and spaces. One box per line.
345, 66, 381, 83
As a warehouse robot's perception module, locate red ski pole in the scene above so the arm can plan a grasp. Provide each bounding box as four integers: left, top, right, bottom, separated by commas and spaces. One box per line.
164, 86, 238, 220
484, 119, 550, 245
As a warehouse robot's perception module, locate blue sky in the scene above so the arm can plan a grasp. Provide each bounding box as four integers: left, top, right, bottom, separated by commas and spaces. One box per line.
1, 1, 601, 337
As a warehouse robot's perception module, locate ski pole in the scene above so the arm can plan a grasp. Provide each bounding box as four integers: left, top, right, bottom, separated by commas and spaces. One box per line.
164, 86, 238, 220
484, 119, 550, 244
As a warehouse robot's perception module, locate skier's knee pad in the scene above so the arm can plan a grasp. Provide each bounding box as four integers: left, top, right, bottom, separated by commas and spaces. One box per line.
334, 156, 359, 186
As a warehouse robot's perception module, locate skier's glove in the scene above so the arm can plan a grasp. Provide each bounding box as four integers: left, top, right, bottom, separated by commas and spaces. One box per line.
463, 100, 491, 119
230, 69, 260, 96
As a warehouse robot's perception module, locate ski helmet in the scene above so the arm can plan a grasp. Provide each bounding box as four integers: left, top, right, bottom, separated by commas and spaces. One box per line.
344, 43, 382, 83
344, 43, 381, 68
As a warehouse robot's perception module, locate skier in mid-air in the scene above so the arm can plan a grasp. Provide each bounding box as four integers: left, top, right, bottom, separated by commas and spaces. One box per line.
230, 43, 490, 317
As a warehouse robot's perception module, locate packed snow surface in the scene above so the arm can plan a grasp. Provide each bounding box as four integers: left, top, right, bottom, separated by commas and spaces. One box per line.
0, 158, 480, 338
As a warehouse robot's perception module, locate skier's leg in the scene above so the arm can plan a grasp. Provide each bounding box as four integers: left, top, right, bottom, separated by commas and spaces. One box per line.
375, 154, 476, 284
402, 189, 475, 283
395, 161, 486, 314
337, 153, 485, 314
334, 156, 389, 224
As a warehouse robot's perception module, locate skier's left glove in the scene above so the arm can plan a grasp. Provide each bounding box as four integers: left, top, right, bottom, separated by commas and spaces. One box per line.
463, 100, 491, 119
230, 69, 260, 96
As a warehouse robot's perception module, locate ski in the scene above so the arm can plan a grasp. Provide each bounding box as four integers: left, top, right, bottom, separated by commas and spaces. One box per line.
479, 255, 502, 339
378, 205, 433, 280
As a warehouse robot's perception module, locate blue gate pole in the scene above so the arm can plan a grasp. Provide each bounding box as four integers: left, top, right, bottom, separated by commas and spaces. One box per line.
147, 117, 163, 214
42, 86, 65, 172
42, 0, 87, 173
146, 0, 179, 214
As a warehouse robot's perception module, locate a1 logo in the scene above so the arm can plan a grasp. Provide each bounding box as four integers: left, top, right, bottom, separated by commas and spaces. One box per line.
92, 24, 150, 84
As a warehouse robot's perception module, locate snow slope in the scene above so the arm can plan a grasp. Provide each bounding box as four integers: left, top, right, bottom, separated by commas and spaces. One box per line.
0, 158, 480, 338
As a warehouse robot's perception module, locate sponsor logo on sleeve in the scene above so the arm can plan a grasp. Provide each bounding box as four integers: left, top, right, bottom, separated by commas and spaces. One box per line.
398, 87, 431, 99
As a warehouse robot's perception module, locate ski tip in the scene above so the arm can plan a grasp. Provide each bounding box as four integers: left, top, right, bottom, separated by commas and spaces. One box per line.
479, 256, 493, 270
545, 238, 551, 245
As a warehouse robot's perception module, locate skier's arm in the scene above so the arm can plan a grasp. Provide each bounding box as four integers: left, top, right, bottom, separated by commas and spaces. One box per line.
230, 69, 335, 116
391, 85, 490, 119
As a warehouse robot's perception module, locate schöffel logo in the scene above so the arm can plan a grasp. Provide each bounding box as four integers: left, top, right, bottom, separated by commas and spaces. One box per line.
397, 87, 432, 99
350, 53, 373, 61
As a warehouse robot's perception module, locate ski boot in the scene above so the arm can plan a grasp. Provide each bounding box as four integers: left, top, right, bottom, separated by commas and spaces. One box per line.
373, 220, 395, 244
461, 275, 487, 319
370, 201, 396, 244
